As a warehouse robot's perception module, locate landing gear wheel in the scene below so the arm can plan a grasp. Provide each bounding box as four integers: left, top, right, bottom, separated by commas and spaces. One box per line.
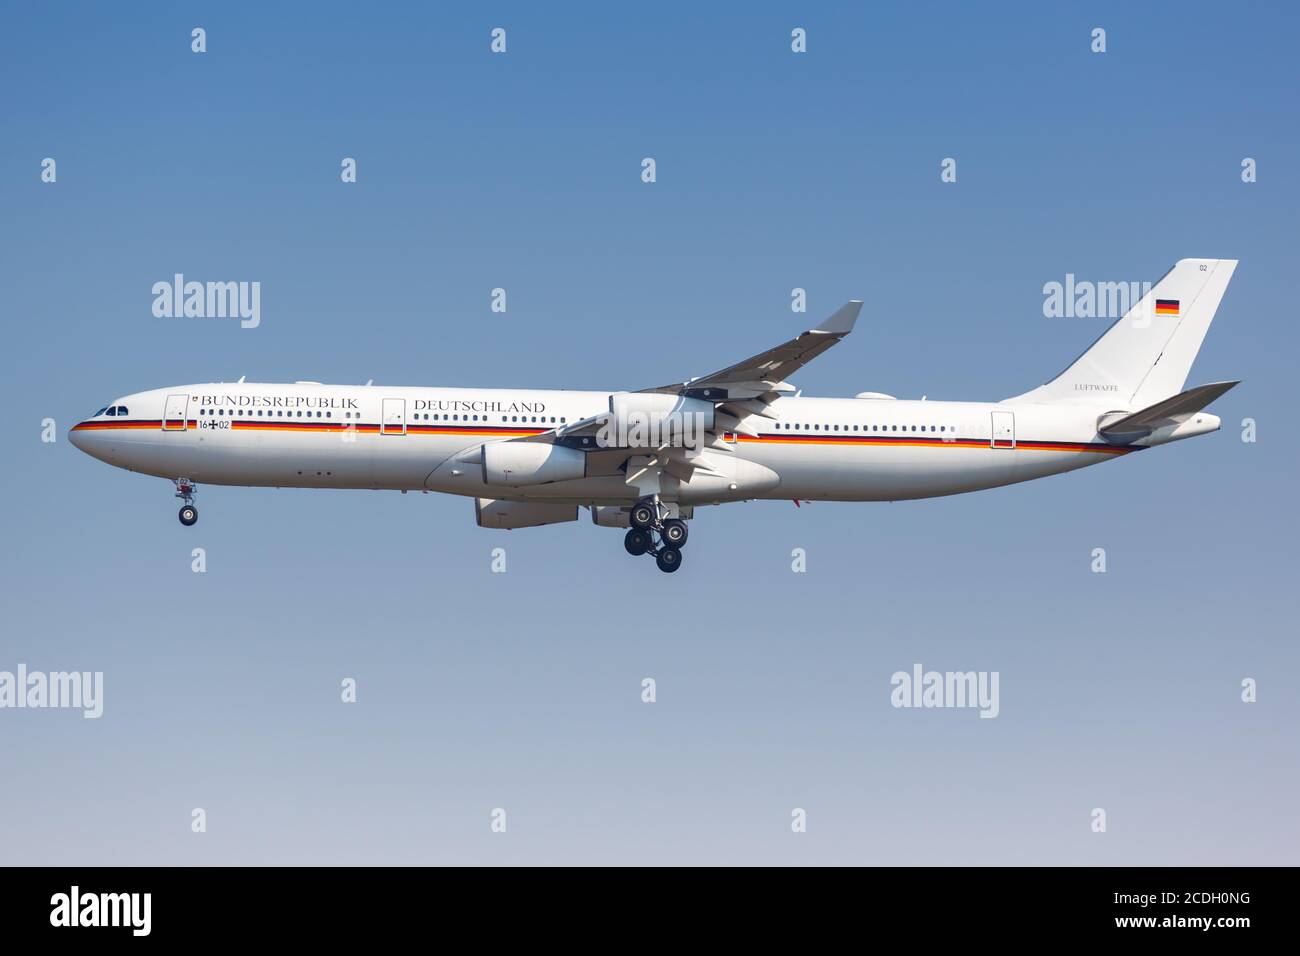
655, 546, 683, 573
661, 518, 689, 547
629, 502, 656, 530
178, 505, 198, 527
624, 528, 651, 556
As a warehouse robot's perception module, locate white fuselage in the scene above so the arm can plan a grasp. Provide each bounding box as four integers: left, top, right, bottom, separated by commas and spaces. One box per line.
69, 381, 1213, 506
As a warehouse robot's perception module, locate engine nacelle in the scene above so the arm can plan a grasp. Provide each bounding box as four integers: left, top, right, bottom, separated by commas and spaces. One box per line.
590, 505, 630, 528
606, 392, 715, 448
475, 498, 578, 529
481, 441, 586, 487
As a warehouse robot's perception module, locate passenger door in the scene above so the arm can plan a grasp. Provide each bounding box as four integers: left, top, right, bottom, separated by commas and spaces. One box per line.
162, 393, 189, 431
381, 398, 407, 436
990, 410, 1015, 449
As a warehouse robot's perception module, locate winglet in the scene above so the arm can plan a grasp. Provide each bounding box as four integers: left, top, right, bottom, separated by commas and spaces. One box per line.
814, 300, 863, 335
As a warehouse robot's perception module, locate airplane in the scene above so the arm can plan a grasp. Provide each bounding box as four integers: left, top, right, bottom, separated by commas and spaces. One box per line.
70, 258, 1238, 573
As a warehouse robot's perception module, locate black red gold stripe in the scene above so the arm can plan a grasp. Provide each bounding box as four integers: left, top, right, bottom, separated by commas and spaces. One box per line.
72, 420, 1138, 455
735, 433, 1137, 455
71, 419, 170, 431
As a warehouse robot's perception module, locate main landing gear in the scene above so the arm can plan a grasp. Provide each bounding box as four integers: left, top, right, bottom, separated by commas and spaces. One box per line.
623, 499, 687, 573
175, 478, 198, 526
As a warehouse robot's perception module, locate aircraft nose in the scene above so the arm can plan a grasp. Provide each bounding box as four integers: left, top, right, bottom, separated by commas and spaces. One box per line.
68, 423, 89, 451
68, 422, 107, 459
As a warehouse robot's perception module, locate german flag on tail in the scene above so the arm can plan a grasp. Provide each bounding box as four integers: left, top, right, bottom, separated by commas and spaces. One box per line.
1155, 298, 1180, 316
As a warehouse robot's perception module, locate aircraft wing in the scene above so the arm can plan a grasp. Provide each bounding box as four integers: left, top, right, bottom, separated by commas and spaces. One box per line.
513, 300, 863, 449
642, 300, 863, 401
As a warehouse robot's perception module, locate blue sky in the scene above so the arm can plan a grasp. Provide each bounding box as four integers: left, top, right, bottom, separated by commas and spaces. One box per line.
1, 1, 1297, 864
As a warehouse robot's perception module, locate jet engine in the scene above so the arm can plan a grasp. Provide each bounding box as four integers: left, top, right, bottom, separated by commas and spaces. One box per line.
475, 498, 578, 529
481, 441, 586, 487
590, 505, 630, 528
606, 392, 715, 447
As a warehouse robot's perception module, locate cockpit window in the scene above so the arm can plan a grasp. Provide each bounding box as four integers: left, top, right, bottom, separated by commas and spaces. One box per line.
106, 407, 118, 417
94, 407, 107, 417
116, 406, 128, 416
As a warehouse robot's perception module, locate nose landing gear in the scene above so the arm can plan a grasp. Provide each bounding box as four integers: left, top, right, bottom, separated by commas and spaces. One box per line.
622, 499, 686, 573
174, 478, 198, 526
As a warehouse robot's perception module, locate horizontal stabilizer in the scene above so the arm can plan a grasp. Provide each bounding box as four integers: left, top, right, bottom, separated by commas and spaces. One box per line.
1099, 380, 1238, 443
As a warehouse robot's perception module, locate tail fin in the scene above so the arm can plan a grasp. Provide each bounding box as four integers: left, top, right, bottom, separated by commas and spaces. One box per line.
1007, 258, 1237, 409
